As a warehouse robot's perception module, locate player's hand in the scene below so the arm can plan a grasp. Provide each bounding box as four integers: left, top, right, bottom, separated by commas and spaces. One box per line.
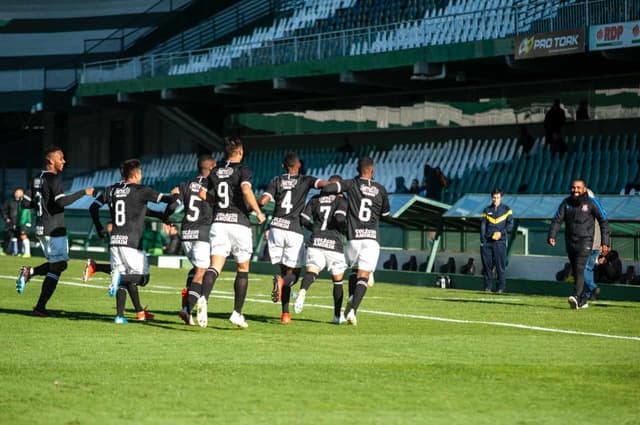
85, 187, 95, 196
256, 212, 266, 224
548, 237, 556, 246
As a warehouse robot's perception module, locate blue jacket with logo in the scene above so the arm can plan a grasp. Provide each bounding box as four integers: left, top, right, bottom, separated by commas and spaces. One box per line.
480, 203, 514, 244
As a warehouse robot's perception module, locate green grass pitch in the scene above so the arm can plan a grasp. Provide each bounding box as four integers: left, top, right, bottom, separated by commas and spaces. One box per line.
1, 256, 639, 425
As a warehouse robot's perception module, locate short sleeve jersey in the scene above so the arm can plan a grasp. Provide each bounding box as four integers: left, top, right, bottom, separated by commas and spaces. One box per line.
264, 174, 320, 234
177, 176, 213, 242
341, 177, 390, 242
96, 182, 165, 249
206, 161, 253, 228
302, 193, 348, 253
31, 171, 66, 237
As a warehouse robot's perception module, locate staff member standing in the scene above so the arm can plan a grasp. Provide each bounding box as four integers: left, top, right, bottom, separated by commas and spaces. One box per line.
480, 188, 513, 293
548, 179, 609, 309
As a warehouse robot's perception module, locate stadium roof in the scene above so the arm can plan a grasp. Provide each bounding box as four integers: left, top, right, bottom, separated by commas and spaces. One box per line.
384, 194, 450, 230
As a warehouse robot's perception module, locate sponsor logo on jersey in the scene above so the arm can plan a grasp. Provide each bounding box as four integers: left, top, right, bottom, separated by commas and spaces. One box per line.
281, 179, 298, 190
189, 182, 202, 192
33, 178, 42, 190
360, 184, 380, 197
181, 229, 200, 240
215, 212, 239, 223
355, 228, 377, 239
312, 238, 336, 250
114, 187, 131, 197
319, 195, 337, 203
110, 234, 129, 245
271, 216, 291, 229
216, 167, 234, 178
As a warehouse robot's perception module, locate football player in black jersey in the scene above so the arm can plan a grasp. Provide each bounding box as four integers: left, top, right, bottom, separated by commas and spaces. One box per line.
296, 175, 349, 324
16, 147, 94, 317
173, 154, 216, 327
196, 137, 266, 329
90, 159, 179, 324
322, 157, 390, 325
258, 151, 328, 324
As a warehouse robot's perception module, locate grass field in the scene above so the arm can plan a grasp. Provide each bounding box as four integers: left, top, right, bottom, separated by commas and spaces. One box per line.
1, 256, 639, 425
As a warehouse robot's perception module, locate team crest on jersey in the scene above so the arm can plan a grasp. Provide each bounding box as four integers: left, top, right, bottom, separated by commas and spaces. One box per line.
189, 182, 202, 192
114, 187, 131, 197
360, 184, 379, 197
216, 168, 234, 178
281, 179, 297, 190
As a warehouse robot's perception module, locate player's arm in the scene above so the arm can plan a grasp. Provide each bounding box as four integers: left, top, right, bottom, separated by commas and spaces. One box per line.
548, 200, 566, 246
258, 178, 276, 207
55, 188, 95, 207
21, 190, 33, 209
334, 198, 348, 232
241, 182, 266, 224
505, 208, 514, 235
89, 191, 107, 237
322, 178, 351, 194
300, 199, 314, 231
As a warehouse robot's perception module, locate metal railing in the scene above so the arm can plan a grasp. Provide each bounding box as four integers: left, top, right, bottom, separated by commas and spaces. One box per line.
80, 0, 637, 85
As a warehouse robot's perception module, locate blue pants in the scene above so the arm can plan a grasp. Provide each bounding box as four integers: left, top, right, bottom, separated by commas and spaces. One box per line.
481, 241, 507, 291
584, 249, 600, 299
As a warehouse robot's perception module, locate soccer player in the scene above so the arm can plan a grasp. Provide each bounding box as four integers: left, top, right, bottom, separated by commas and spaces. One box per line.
89, 159, 179, 324
323, 157, 390, 325
295, 175, 349, 324
193, 137, 266, 329
173, 154, 216, 327
16, 146, 94, 317
258, 151, 327, 324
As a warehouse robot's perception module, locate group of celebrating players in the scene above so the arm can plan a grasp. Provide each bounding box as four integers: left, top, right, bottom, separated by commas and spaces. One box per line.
15, 137, 390, 328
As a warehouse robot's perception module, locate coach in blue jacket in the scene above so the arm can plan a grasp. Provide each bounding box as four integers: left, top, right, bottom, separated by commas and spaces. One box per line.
480, 188, 514, 293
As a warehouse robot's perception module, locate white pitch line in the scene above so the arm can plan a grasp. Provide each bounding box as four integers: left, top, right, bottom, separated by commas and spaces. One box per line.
2, 275, 639, 342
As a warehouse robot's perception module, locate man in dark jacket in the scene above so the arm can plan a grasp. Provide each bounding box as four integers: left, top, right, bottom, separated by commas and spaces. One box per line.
480, 188, 514, 293
548, 179, 609, 309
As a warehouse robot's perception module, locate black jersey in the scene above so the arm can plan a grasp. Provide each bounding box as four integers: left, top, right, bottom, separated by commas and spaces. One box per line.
206, 161, 253, 228
96, 182, 166, 249
176, 176, 213, 242
27, 170, 85, 237
301, 193, 348, 253
341, 177, 390, 242
264, 174, 320, 234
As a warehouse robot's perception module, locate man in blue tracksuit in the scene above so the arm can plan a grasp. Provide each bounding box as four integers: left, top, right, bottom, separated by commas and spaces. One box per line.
480, 188, 514, 293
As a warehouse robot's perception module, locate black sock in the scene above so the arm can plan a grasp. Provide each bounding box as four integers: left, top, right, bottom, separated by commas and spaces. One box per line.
348, 272, 357, 298
34, 272, 59, 311
234, 271, 248, 314
96, 263, 111, 274
300, 272, 317, 292
202, 268, 219, 301
186, 267, 195, 287
116, 285, 127, 317
125, 281, 143, 312
351, 278, 368, 312
333, 280, 344, 317
187, 283, 202, 313
33, 263, 49, 276
282, 285, 291, 313
283, 273, 297, 287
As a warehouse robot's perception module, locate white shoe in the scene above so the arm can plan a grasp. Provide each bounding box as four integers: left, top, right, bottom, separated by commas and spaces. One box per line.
294, 289, 306, 314
332, 314, 346, 324
229, 310, 248, 329
567, 296, 578, 310
195, 296, 208, 328
346, 309, 357, 326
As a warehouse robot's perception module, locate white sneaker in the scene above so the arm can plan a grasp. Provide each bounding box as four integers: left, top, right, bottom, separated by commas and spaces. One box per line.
229, 310, 248, 329
332, 314, 346, 325
346, 309, 357, 326
294, 289, 306, 314
567, 296, 578, 310
195, 296, 208, 328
